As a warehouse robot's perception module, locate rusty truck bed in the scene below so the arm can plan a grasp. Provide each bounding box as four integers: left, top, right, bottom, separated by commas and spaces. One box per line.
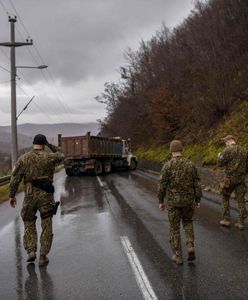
59, 133, 123, 159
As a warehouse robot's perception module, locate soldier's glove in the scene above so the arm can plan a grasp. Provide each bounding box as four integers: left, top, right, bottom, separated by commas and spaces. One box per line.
10, 197, 17, 208
194, 202, 201, 209
159, 203, 166, 211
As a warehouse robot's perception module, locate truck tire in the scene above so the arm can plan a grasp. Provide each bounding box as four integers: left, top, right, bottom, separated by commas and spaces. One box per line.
73, 166, 80, 176
103, 161, 112, 174
94, 160, 103, 175
129, 159, 137, 170
65, 168, 74, 176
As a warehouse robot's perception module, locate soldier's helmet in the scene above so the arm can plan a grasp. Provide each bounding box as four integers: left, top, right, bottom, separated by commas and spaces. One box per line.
170, 140, 183, 152
221, 135, 235, 143
33, 134, 47, 145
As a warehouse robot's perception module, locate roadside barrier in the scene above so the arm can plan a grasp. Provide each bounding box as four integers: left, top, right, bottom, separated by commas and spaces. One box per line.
138, 159, 162, 173
0, 164, 64, 187
0, 176, 11, 186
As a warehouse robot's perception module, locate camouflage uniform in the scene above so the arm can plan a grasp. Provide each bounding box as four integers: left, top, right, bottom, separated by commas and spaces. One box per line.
9, 144, 63, 256
217, 144, 248, 224
158, 156, 202, 258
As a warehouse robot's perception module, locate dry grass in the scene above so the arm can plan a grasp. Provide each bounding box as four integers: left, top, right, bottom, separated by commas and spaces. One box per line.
0, 182, 24, 204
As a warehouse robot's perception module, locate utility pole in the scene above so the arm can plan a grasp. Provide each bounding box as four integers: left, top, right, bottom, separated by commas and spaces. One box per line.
0, 16, 33, 167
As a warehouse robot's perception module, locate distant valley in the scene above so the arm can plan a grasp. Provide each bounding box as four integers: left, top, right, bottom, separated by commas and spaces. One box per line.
0, 122, 99, 155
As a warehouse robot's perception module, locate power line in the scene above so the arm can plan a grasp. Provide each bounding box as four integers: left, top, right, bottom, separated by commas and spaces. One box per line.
0, 0, 10, 16
4, 0, 75, 123
16, 82, 64, 125
41, 70, 75, 121
0, 65, 11, 73
0, 64, 21, 80
16, 81, 65, 123
9, 0, 30, 37
16, 82, 31, 97
15, 22, 74, 121
32, 101, 56, 123
0, 47, 9, 59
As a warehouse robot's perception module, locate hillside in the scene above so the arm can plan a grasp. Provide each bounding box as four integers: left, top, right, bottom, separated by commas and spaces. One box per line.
136, 101, 248, 166
96, 0, 248, 163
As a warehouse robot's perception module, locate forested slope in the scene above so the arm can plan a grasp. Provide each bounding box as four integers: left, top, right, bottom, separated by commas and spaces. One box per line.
97, 0, 248, 164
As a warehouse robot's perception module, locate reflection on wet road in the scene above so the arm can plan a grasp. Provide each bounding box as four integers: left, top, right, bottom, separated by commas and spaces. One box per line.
1, 169, 248, 299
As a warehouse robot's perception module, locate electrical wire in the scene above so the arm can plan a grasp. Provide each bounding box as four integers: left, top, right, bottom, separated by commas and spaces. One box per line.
0, 0, 9, 16
0, 1, 68, 129
16, 31, 74, 122
16, 82, 62, 125
7, 1, 75, 122
9, 0, 30, 37
0, 65, 10, 74
16, 80, 66, 124
2, 0, 75, 124
0, 47, 9, 60
0, 64, 21, 80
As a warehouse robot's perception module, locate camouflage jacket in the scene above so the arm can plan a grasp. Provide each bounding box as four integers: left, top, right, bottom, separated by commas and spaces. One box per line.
158, 156, 202, 207
9, 143, 64, 198
217, 144, 248, 177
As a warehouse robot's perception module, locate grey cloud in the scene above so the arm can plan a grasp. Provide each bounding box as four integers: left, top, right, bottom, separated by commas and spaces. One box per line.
0, 0, 193, 125
0, 0, 193, 85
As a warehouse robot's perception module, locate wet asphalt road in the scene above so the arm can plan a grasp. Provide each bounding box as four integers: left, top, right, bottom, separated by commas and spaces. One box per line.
1, 169, 248, 300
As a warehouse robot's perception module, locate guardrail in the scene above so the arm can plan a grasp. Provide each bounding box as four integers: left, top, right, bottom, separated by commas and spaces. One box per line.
138, 159, 162, 173
0, 164, 64, 187
0, 175, 11, 186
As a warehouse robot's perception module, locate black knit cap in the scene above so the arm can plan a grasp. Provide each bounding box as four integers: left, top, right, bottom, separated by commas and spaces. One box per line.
33, 134, 47, 145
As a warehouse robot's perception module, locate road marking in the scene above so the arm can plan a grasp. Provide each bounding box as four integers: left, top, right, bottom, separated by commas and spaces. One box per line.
97, 176, 104, 188
0, 221, 14, 238
120, 236, 158, 300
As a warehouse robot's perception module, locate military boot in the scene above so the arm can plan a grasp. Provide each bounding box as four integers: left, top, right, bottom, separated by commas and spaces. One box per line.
39, 255, 49, 267
220, 219, 231, 227
235, 222, 244, 230
171, 255, 183, 265
27, 251, 36, 262
186, 243, 196, 261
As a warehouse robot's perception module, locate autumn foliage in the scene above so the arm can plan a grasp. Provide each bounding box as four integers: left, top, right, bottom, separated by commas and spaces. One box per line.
96, 0, 248, 149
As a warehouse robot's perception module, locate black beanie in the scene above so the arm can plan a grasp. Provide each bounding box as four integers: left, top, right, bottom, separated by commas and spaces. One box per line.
33, 134, 47, 145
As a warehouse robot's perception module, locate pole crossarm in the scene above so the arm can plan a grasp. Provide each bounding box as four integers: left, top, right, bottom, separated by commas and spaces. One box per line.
0, 42, 33, 47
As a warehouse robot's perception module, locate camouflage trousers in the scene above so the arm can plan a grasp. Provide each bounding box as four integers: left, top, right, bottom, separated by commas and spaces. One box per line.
168, 204, 194, 257
220, 175, 247, 223
21, 188, 54, 255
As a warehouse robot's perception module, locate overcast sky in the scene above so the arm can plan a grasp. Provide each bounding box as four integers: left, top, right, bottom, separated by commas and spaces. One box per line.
0, 0, 194, 125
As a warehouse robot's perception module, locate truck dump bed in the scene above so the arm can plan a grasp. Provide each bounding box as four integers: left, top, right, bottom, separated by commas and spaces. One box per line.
59, 133, 123, 159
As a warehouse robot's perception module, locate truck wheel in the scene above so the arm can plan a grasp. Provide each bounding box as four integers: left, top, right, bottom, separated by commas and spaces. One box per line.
129, 159, 137, 170
73, 167, 80, 176
94, 161, 103, 175
103, 161, 112, 174
65, 168, 74, 176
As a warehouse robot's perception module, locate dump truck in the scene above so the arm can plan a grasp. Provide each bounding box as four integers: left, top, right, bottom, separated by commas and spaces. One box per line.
58, 132, 138, 176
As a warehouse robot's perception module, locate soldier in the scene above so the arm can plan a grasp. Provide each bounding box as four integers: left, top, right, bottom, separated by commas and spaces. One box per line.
158, 140, 202, 265
218, 135, 248, 230
9, 134, 64, 266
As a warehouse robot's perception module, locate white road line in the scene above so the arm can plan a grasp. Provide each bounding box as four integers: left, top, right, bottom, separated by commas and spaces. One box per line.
120, 236, 158, 300
97, 176, 104, 188
0, 221, 14, 238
